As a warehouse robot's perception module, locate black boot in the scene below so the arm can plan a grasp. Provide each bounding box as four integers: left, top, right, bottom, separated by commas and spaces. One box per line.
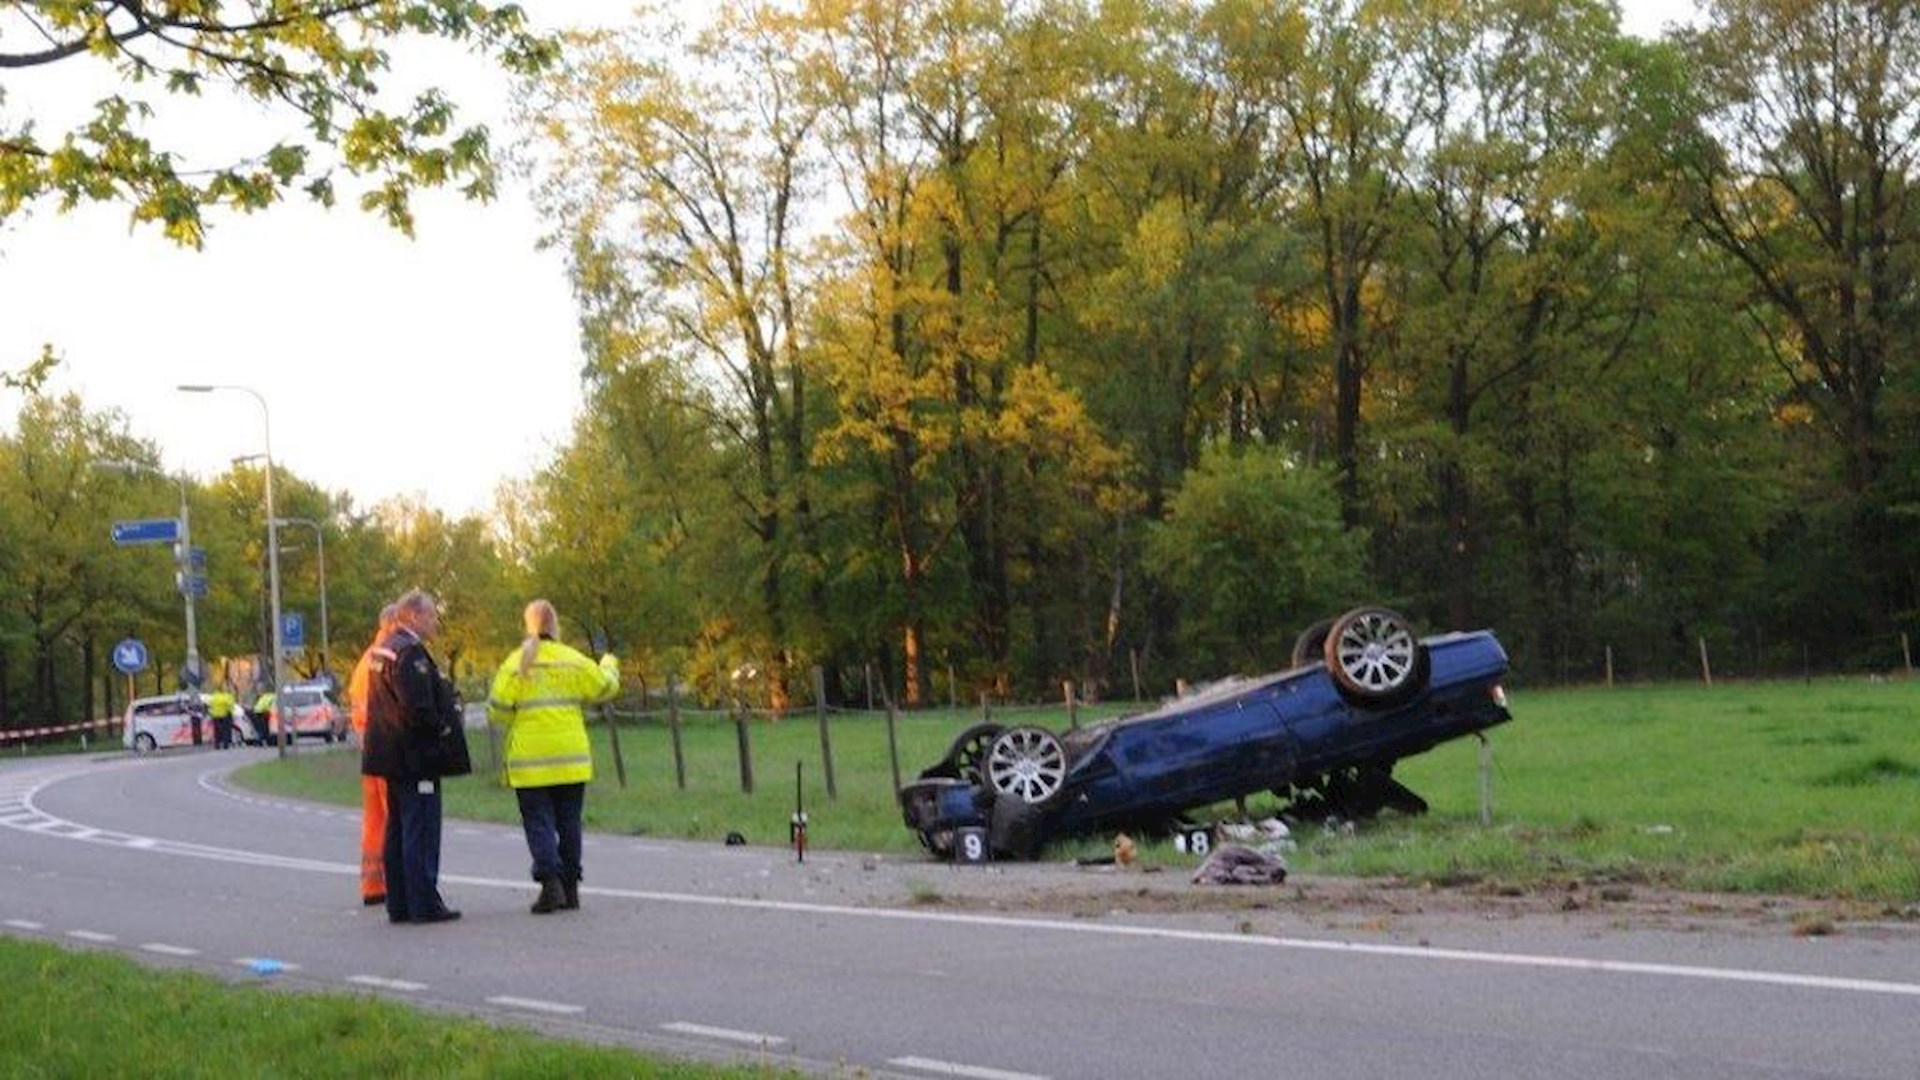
530, 876, 565, 915
561, 877, 579, 910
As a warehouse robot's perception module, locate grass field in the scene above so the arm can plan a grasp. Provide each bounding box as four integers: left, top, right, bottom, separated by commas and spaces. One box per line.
0, 937, 797, 1079
239, 678, 1920, 902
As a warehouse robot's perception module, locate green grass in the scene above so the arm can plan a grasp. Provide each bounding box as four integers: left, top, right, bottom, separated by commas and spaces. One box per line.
238, 680, 1920, 902
0, 936, 797, 1079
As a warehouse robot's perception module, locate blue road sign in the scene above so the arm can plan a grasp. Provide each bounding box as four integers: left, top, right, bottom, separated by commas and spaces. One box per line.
280, 612, 305, 649
188, 546, 206, 571
180, 574, 208, 599
112, 638, 149, 674
112, 518, 180, 545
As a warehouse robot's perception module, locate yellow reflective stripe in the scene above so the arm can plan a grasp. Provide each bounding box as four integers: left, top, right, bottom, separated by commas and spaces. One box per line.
507, 753, 592, 769
487, 698, 516, 713
509, 696, 594, 711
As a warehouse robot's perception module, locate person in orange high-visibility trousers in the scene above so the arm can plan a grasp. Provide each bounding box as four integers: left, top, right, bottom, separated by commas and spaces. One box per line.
349, 604, 400, 906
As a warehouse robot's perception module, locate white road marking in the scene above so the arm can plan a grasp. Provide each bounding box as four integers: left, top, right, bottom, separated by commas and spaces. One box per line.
347, 975, 427, 992
4, 919, 44, 930
67, 930, 116, 942
888, 1057, 1050, 1080
661, 1021, 788, 1046
486, 995, 586, 1015
13, 759, 1920, 1002
141, 943, 199, 957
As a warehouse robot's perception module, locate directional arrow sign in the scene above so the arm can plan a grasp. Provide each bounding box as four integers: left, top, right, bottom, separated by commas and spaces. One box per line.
112, 638, 149, 674
112, 518, 180, 545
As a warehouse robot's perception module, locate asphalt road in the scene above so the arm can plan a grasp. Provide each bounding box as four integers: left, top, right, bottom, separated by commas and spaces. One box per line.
2, 749, 1917, 1080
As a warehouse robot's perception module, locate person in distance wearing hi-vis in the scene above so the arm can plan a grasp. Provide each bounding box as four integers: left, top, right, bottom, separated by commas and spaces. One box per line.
486, 599, 620, 914
348, 603, 399, 907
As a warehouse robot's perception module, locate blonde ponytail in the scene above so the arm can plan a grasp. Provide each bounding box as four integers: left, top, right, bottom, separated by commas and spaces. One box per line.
518, 599, 560, 677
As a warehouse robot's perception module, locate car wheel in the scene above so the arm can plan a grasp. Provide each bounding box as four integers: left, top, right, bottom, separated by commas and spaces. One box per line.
1290, 619, 1334, 668
1324, 606, 1429, 706
132, 732, 157, 754
937, 723, 1003, 783
988, 791, 1047, 859
984, 726, 1068, 806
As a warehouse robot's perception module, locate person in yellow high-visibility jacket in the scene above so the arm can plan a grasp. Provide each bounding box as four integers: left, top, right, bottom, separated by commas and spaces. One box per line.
206, 688, 238, 749
348, 604, 399, 907
486, 599, 619, 914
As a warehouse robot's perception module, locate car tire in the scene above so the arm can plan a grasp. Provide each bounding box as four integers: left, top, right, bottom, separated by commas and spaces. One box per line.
1323, 606, 1429, 706
1290, 619, 1334, 668
132, 732, 157, 754
923, 723, 1003, 783
984, 726, 1068, 806
988, 791, 1047, 860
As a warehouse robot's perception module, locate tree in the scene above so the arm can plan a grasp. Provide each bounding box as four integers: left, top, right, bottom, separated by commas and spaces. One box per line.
1672, 0, 1920, 628
0, 392, 158, 722
527, 3, 825, 702
1144, 446, 1365, 672
0, 1, 558, 245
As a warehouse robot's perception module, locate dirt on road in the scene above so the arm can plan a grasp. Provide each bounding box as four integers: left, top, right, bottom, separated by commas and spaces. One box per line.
772, 849, 1920, 943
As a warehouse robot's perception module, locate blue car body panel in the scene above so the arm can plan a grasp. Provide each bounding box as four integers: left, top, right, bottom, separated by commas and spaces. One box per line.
900, 629, 1512, 856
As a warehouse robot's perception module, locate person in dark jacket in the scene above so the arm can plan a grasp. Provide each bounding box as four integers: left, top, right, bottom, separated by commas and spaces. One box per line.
360, 588, 461, 925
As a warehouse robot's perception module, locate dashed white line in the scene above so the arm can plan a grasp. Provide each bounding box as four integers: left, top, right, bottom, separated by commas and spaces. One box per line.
347, 975, 427, 992
4, 919, 44, 930
67, 930, 116, 943
486, 995, 585, 1016
141, 943, 199, 957
888, 1059, 1049, 1080
661, 1021, 787, 1046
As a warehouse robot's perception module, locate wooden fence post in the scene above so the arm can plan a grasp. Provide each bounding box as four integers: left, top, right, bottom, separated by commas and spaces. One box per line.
1903, 632, 1913, 677
979, 691, 991, 724
733, 700, 755, 795
1129, 648, 1142, 702
948, 663, 957, 712
864, 663, 874, 710
813, 665, 836, 801
1064, 680, 1078, 730
1604, 645, 1614, 688
667, 673, 686, 791
1477, 734, 1493, 826
1698, 637, 1713, 686
882, 684, 902, 795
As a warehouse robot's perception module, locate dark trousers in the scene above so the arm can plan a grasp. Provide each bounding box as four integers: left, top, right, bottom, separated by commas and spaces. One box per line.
383, 779, 446, 920
516, 783, 586, 884
213, 715, 234, 748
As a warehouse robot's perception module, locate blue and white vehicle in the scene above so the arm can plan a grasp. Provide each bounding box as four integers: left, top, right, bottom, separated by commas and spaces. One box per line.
899, 607, 1513, 859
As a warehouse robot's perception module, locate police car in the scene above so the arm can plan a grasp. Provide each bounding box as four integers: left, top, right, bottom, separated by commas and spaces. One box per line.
267, 681, 345, 743
122, 693, 215, 753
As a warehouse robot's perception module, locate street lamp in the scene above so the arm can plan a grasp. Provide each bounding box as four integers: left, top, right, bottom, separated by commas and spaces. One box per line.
179, 383, 287, 757
94, 459, 202, 688
273, 517, 329, 679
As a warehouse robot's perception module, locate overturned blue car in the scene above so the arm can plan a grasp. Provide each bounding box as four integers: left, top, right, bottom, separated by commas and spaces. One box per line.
899, 607, 1512, 860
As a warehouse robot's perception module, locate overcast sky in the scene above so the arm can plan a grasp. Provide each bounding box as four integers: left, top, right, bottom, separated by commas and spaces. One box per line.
0, 1, 1690, 519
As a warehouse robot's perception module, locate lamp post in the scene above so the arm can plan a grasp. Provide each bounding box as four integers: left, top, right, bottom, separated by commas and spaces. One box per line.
273, 517, 329, 679
179, 383, 287, 757
94, 460, 201, 689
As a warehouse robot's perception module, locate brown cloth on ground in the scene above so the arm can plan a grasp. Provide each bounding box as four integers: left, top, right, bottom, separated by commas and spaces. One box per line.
1190, 843, 1289, 886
